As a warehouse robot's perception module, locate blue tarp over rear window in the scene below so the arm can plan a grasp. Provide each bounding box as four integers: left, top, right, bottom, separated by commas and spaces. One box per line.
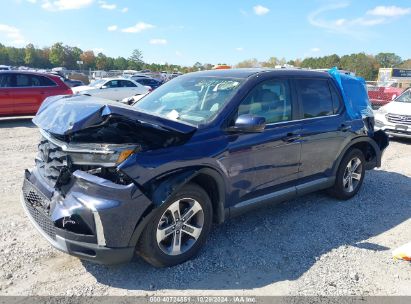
328, 67, 373, 120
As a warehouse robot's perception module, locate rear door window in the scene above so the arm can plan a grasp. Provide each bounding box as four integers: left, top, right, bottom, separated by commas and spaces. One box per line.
297, 79, 334, 118
120, 80, 137, 87
16, 74, 31, 87
36, 75, 57, 87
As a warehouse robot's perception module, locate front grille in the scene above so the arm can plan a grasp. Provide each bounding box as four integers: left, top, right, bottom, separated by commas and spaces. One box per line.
22, 180, 56, 240
35, 137, 69, 187
386, 113, 411, 125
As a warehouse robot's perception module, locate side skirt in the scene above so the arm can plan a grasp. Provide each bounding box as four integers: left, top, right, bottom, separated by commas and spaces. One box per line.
228, 177, 335, 218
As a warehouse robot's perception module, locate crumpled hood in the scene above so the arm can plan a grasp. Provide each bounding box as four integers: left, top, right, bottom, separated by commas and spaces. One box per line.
33, 95, 196, 136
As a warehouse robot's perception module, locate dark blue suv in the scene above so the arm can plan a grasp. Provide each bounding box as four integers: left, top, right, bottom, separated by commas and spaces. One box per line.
22, 69, 388, 267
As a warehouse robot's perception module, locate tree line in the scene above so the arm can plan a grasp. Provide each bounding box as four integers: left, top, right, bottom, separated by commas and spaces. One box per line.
0, 42, 182, 73
1, 42, 410, 80
237, 53, 411, 80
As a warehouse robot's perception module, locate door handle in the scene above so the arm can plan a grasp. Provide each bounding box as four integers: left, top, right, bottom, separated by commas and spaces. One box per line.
339, 124, 352, 132
282, 133, 301, 142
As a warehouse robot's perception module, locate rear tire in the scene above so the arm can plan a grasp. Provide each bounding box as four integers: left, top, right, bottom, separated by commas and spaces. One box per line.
137, 183, 213, 267
328, 148, 365, 200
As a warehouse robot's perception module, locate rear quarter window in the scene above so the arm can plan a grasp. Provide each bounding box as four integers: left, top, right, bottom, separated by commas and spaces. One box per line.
39, 76, 57, 87
297, 78, 334, 118
329, 82, 343, 114
30, 75, 57, 87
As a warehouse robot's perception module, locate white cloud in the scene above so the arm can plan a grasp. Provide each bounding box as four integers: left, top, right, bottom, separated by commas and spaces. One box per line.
121, 22, 155, 33
367, 6, 411, 17
253, 5, 269, 16
121, 7, 128, 13
235, 47, 244, 52
0, 24, 25, 45
310, 47, 321, 53
41, 0, 93, 11
175, 51, 182, 57
98, 0, 116, 10
107, 25, 117, 31
149, 39, 167, 45
308, 2, 394, 38
26, 0, 37, 3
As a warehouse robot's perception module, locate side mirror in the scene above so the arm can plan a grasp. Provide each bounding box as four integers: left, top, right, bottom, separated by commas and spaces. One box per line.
227, 114, 266, 133
101, 85, 107, 89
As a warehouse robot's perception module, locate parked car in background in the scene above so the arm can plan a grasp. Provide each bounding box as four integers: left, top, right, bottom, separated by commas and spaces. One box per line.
0, 71, 72, 116
64, 79, 85, 88
368, 81, 404, 109
122, 70, 139, 78
22, 69, 388, 267
72, 78, 150, 101
375, 87, 411, 138
0, 65, 11, 71
131, 76, 162, 89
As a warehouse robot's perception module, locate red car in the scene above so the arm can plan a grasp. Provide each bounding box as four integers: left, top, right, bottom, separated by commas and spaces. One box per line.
0, 71, 72, 116
367, 83, 404, 109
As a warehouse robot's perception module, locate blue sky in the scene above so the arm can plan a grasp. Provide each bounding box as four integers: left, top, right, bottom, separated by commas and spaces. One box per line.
1, 0, 411, 65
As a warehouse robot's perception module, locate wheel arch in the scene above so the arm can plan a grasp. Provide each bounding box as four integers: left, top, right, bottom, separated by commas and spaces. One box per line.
332, 135, 383, 176
128, 166, 226, 247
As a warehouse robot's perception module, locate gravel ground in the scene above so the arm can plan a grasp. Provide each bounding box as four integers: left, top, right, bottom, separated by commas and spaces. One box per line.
0, 118, 410, 296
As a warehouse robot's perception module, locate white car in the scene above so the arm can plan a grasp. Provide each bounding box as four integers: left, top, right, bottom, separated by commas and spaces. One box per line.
0, 65, 11, 71
375, 87, 411, 139
72, 78, 149, 101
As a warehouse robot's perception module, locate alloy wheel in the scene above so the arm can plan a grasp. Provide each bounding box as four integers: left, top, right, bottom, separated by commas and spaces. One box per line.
343, 157, 363, 193
156, 198, 204, 256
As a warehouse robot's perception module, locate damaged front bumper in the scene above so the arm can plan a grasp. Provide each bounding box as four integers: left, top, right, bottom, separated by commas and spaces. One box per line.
21, 167, 152, 264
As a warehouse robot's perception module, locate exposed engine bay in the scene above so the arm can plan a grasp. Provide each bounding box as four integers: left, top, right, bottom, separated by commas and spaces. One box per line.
32, 96, 196, 192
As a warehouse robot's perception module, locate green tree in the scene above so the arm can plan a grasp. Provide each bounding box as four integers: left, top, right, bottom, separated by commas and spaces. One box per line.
24, 43, 37, 66
37, 47, 51, 68
399, 59, 411, 69
6, 47, 24, 66
49, 42, 65, 66
96, 53, 109, 70
323, 54, 340, 68
193, 62, 203, 71
128, 49, 144, 70
340, 53, 379, 80
262, 57, 280, 67
375, 53, 402, 68
236, 58, 259, 68
80, 50, 96, 69
0, 43, 9, 65
114, 56, 128, 70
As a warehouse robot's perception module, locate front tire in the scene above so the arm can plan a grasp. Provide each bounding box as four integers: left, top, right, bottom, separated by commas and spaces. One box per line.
328, 148, 366, 200
137, 183, 213, 267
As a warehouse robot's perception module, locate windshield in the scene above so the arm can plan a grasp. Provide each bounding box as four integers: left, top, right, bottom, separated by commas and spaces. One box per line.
396, 88, 411, 103
89, 79, 106, 88
133, 75, 243, 125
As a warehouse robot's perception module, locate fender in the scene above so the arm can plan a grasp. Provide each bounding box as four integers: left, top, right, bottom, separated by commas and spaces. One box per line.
128, 166, 226, 247
332, 132, 387, 176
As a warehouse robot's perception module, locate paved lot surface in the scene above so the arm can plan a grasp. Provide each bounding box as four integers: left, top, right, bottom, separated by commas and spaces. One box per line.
0, 118, 410, 296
